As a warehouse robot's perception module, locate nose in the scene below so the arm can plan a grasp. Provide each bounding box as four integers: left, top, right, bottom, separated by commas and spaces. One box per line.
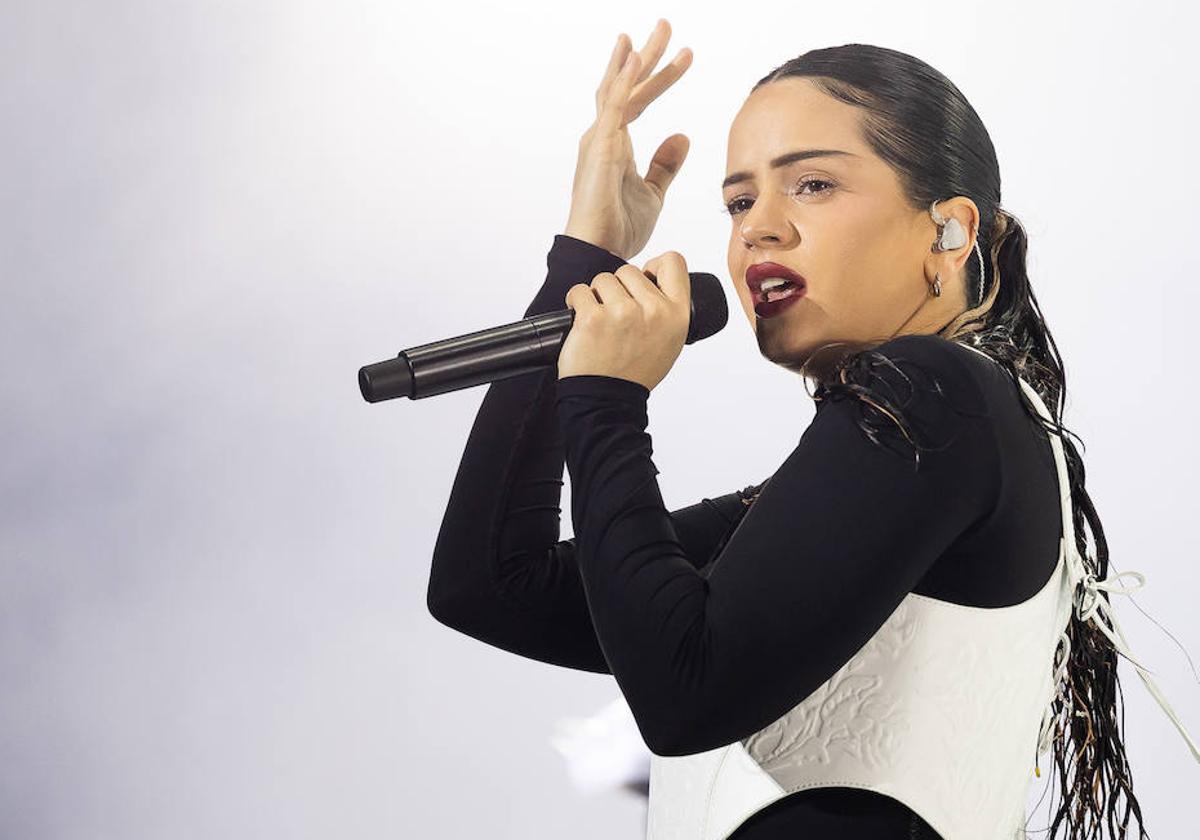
738, 189, 798, 250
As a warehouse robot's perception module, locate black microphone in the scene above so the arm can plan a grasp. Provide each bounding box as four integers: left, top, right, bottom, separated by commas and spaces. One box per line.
359, 271, 727, 402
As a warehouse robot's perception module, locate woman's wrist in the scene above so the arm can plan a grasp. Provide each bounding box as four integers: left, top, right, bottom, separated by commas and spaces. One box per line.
556, 373, 651, 405
561, 226, 625, 260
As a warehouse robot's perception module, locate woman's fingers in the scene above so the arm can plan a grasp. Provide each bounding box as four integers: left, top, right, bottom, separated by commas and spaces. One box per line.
614, 263, 668, 310
625, 47, 692, 124
594, 19, 689, 127
595, 33, 632, 107
590, 272, 637, 310
630, 18, 672, 89
596, 50, 643, 134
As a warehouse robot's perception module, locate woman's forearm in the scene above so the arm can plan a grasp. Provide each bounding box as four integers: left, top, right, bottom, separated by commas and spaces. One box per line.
425, 236, 630, 672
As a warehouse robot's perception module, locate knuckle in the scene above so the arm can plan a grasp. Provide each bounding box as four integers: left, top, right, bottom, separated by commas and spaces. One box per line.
606, 303, 632, 321
644, 300, 668, 320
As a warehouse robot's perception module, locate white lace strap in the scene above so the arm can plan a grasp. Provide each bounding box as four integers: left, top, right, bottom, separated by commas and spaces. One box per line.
1073, 562, 1200, 763
1036, 557, 1200, 763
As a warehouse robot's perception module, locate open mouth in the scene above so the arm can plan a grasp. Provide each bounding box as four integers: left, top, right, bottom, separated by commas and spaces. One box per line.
758, 278, 804, 303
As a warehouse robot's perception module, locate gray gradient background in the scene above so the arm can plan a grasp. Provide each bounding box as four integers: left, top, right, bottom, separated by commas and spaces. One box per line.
4, 1, 1199, 837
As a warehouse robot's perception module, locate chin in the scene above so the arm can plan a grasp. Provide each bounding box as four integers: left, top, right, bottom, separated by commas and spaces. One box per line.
756, 322, 860, 381
754, 324, 814, 375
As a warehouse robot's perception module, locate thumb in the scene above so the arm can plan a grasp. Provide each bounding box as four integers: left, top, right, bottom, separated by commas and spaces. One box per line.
642, 133, 689, 200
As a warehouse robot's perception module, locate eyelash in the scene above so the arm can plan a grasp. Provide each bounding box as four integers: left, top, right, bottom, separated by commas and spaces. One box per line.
721, 177, 836, 217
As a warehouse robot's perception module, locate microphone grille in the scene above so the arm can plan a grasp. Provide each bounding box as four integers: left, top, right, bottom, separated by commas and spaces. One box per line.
685, 272, 728, 344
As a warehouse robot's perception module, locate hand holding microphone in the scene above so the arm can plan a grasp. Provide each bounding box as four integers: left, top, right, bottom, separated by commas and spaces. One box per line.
556, 19, 698, 394
557, 252, 693, 393
357, 260, 724, 403
358, 20, 716, 403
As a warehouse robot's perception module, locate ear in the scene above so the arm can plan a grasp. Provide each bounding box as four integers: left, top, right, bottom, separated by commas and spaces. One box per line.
927, 196, 980, 283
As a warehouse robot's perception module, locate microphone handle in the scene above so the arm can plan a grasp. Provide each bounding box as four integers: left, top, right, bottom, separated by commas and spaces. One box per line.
359, 309, 574, 402
359, 270, 725, 403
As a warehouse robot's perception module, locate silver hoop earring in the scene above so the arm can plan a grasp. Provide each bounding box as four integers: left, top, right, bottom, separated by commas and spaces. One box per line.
931, 272, 942, 297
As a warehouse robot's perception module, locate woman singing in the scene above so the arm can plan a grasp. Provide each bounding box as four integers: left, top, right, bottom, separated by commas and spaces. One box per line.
426, 18, 1198, 839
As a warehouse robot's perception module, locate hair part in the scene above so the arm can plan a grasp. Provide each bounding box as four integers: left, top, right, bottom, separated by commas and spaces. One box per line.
750, 44, 1149, 838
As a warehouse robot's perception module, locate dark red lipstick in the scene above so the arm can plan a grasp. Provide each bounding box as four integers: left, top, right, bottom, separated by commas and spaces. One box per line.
746, 262, 807, 319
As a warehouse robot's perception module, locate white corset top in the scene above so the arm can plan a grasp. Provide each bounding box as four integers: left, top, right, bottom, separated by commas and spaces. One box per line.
643, 342, 1199, 840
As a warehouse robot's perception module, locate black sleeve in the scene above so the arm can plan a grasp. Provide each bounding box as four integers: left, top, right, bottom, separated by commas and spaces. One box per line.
554, 333, 1001, 755
426, 234, 763, 674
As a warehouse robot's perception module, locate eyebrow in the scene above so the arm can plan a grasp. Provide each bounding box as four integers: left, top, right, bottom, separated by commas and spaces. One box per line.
722, 148, 857, 190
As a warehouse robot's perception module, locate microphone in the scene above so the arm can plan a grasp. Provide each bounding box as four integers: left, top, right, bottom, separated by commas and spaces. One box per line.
359, 271, 727, 402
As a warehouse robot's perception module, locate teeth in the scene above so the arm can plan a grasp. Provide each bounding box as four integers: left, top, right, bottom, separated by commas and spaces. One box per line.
763, 286, 800, 303
759, 277, 794, 291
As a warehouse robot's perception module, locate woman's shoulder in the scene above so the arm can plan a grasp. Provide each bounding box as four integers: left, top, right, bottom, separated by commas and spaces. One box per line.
810, 333, 1001, 468
844, 333, 992, 414
873, 332, 985, 374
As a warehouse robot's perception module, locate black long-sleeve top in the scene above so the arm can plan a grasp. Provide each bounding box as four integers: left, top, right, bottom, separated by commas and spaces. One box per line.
427, 234, 1063, 839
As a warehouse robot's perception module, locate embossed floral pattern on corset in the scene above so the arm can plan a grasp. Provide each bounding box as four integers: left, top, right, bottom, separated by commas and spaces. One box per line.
741, 598, 919, 773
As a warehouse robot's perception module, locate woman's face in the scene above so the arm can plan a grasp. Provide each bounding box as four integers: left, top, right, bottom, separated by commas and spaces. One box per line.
722, 77, 978, 375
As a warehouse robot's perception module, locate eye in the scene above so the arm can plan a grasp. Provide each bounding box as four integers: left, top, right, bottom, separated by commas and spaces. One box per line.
721, 177, 836, 217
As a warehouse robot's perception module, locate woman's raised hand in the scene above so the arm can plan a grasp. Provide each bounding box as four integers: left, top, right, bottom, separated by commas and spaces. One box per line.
563, 18, 693, 261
